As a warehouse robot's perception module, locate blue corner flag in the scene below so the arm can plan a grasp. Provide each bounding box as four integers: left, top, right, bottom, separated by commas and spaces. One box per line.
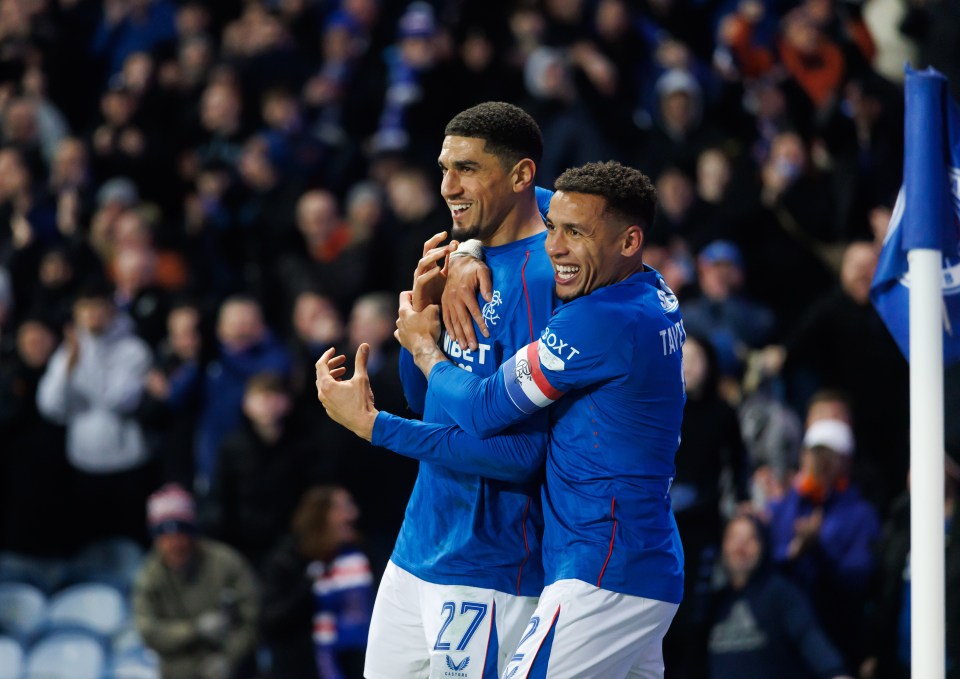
870, 66, 960, 366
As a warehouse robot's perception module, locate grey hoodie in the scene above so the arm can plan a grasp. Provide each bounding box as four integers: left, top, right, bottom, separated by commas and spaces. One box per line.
37, 313, 152, 473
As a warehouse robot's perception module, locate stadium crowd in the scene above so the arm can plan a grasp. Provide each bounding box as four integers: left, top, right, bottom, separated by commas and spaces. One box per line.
0, 0, 959, 677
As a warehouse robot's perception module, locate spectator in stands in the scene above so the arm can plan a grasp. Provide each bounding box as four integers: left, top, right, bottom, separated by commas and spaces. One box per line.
37, 283, 154, 544
204, 372, 327, 573
288, 289, 345, 409
134, 483, 258, 679
644, 68, 723, 178
768, 418, 880, 670
164, 295, 291, 494
141, 301, 204, 486
684, 240, 777, 379
706, 514, 853, 679
774, 241, 909, 509
260, 486, 373, 679
736, 131, 837, 332
0, 316, 72, 555
278, 189, 369, 317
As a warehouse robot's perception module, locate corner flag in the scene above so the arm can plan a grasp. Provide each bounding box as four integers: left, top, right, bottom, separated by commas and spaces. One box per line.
870, 66, 960, 366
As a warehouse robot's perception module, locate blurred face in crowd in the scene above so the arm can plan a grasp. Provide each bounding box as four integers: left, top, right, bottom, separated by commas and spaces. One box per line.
293, 292, 343, 345
297, 190, 340, 243
156, 531, 195, 571
799, 445, 847, 489
697, 257, 742, 301
656, 169, 693, 221
439, 136, 522, 243
682, 336, 708, 397
327, 488, 360, 546
17, 321, 56, 369
840, 242, 877, 305
806, 398, 851, 428
101, 88, 136, 127
114, 248, 156, 294
4, 98, 38, 145
697, 149, 731, 203
596, 0, 629, 42
722, 517, 763, 588
546, 191, 639, 302
661, 91, 695, 133
51, 138, 89, 190
348, 297, 393, 351
386, 170, 433, 223
217, 300, 265, 353
75, 297, 115, 336
39, 250, 73, 288
784, 11, 820, 54
201, 82, 240, 133
168, 306, 201, 361
243, 385, 291, 429
0, 149, 28, 200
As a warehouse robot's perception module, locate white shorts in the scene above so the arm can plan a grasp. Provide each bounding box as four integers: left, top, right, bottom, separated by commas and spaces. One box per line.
364, 561, 539, 679
500, 579, 679, 679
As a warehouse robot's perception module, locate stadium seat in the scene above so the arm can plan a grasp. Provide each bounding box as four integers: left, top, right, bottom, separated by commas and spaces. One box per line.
24, 631, 106, 679
65, 539, 145, 593
0, 635, 24, 679
0, 582, 47, 639
109, 645, 160, 679
46, 583, 127, 638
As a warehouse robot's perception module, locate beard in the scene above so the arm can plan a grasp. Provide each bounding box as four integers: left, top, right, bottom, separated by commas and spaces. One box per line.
450, 222, 481, 241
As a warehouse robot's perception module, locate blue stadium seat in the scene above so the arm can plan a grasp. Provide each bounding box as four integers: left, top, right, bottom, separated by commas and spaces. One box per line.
0, 635, 24, 679
65, 540, 145, 594
24, 631, 106, 679
0, 582, 47, 640
109, 645, 160, 679
45, 583, 127, 639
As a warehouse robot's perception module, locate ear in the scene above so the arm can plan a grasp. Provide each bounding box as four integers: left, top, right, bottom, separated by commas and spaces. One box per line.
620, 224, 644, 257
512, 158, 536, 193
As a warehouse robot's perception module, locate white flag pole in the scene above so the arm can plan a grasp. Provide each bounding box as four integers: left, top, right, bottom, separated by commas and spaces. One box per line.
908, 248, 945, 679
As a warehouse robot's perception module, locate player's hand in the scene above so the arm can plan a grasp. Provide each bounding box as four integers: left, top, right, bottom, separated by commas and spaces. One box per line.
412, 231, 458, 311
396, 291, 441, 351
315, 344, 378, 441
442, 255, 493, 352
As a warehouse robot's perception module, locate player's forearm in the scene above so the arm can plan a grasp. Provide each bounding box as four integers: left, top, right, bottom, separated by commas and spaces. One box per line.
411, 338, 450, 379
429, 362, 525, 438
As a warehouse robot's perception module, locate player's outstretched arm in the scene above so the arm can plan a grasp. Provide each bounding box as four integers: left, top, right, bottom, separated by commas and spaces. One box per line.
372, 412, 547, 483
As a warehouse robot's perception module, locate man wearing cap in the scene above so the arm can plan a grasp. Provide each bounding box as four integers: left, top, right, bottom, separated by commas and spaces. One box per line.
767, 418, 880, 669
682, 239, 776, 379
133, 484, 259, 679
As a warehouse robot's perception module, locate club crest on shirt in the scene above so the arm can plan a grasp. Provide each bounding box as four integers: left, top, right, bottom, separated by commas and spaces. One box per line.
515, 358, 532, 384
482, 290, 502, 327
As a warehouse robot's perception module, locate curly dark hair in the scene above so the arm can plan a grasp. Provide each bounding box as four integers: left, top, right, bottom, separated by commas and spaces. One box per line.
444, 102, 543, 168
554, 161, 657, 231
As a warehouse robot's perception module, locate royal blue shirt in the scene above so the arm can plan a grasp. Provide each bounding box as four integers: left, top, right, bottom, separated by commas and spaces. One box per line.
378, 230, 555, 596
424, 268, 687, 603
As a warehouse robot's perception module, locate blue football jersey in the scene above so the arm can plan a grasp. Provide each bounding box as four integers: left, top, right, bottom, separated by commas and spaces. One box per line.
428, 268, 687, 604
384, 230, 556, 596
